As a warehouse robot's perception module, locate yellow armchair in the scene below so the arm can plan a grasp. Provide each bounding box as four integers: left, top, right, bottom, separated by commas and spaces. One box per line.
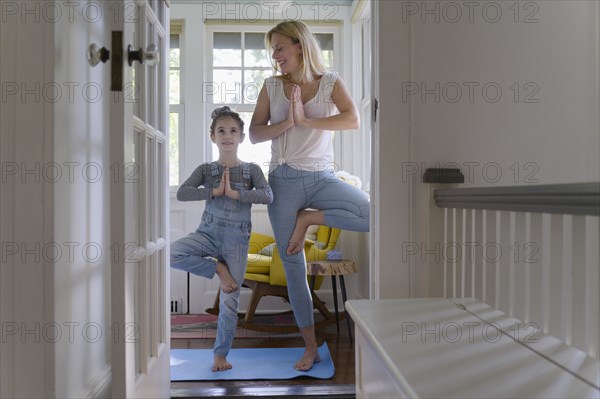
206, 225, 342, 333
246, 227, 340, 287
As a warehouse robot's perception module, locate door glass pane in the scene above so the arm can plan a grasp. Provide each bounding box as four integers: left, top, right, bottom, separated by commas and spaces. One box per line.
213, 33, 241, 67
157, 0, 165, 25
157, 33, 165, 129
132, 3, 143, 117
159, 249, 166, 344
147, 254, 155, 358
132, 130, 141, 242
134, 259, 142, 374
147, 20, 156, 127
157, 140, 165, 236
146, 135, 155, 241
149, 0, 158, 13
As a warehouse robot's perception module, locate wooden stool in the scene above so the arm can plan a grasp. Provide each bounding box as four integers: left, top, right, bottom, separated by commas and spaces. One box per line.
306, 259, 357, 343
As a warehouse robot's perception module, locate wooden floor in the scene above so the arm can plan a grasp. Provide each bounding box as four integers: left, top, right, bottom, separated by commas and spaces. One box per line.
171, 312, 355, 398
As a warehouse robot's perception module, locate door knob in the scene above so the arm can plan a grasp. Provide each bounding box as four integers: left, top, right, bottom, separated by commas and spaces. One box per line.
127, 44, 160, 67
87, 43, 110, 66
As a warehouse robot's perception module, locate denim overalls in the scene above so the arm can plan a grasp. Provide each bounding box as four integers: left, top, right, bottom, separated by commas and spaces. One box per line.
171, 162, 252, 356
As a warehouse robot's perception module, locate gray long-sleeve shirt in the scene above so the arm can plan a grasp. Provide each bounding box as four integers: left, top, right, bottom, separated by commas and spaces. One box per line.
177, 162, 273, 205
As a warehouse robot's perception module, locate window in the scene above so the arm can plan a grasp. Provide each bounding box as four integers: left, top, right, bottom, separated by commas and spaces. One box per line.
206, 26, 338, 175
207, 30, 272, 172
169, 24, 184, 188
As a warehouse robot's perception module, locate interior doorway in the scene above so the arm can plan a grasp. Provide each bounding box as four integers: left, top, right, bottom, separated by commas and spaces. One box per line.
167, 1, 373, 319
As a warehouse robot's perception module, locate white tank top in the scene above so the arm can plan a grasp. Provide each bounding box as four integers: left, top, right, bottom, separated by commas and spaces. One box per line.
265, 72, 338, 172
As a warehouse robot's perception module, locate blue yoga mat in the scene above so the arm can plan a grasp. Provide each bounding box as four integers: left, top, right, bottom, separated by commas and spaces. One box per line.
170, 342, 335, 380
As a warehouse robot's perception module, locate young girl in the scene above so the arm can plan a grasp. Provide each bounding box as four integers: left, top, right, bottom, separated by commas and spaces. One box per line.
170, 106, 273, 371
249, 21, 369, 371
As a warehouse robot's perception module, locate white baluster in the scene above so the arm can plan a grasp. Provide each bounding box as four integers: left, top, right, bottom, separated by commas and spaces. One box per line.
585, 215, 599, 358
562, 214, 573, 345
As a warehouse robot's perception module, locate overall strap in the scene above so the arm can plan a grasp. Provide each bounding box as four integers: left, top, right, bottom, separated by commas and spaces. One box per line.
210, 162, 220, 177
242, 162, 251, 181
242, 162, 252, 188
209, 162, 221, 188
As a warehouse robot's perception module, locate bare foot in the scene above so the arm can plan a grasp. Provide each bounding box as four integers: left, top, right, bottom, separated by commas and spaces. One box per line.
212, 354, 232, 371
294, 348, 321, 371
216, 261, 238, 293
287, 210, 311, 256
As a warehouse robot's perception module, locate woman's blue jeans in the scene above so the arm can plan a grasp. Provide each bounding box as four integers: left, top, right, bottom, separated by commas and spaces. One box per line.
268, 164, 370, 328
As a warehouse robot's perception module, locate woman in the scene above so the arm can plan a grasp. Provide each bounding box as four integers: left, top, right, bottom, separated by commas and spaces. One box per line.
249, 21, 370, 371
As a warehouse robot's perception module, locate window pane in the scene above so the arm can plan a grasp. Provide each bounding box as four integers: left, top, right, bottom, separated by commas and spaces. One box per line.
245, 32, 265, 49
169, 37, 180, 67
169, 112, 179, 186
214, 33, 242, 67
212, 111, 272, 176
315, 34, 334, 69
212, 69, 242, 104
213, 49, 242, 67
244, 49, 271, 67
244, 33, 270, 67
322, 50, 333, 69
169, 69, 180, 104
315, 33, 333, 50
243, 70, 272, 104
214, 32, 241, 49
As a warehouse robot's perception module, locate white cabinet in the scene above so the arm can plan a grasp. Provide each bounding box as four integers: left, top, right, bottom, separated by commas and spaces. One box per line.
347, 298, 599, 399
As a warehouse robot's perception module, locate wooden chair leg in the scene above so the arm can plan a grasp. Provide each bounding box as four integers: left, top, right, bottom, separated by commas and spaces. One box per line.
243, 282, 269, 323
311, 291, 334, 321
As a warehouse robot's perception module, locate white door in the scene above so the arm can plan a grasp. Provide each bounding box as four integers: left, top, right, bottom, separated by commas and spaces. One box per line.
109, 0, 170, 397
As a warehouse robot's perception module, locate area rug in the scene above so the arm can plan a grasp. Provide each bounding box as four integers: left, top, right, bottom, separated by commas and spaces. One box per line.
170, 342, 334, 381
171, 313, 299, 339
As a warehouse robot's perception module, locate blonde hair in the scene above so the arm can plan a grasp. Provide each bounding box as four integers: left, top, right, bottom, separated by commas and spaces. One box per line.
266, 21, 327, 84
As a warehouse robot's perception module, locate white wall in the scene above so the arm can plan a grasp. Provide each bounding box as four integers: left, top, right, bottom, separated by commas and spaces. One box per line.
374, 0, 599, 298
411, 0, 599, 187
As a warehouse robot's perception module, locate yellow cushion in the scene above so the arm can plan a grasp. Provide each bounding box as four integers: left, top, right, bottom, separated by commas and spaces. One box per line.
316, 226, 331, 245
246, 254, 271, 274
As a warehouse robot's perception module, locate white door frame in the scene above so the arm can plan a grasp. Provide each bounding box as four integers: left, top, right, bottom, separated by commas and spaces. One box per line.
370, 0, 412, 299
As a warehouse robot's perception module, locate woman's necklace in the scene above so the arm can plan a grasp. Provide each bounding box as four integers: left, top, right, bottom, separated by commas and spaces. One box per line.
282, 74, 321, 87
